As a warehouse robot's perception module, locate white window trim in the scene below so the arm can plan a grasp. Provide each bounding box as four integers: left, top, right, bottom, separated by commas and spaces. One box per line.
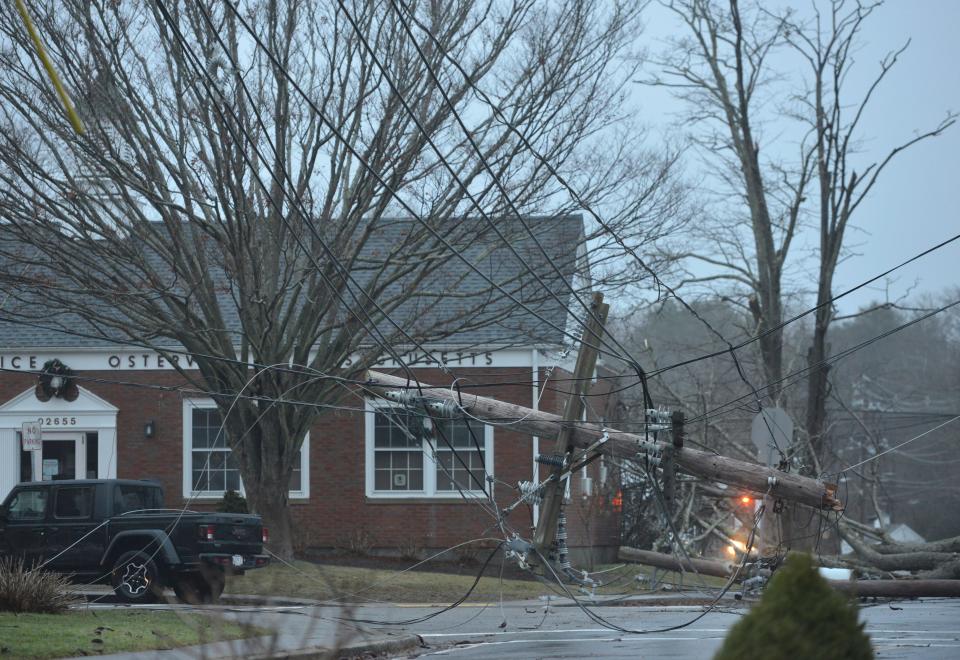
182, 398, 310, 500
365, 398, 494, 499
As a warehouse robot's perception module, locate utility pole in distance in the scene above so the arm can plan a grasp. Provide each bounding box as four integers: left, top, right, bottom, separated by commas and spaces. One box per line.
530, 291, 609, 568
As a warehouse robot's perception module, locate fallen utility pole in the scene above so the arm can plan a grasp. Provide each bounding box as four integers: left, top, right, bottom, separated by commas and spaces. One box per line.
828, 579, 960, 598
532, 292, 609, 563
619, 547, 960, 598
619, 546, 734, 579
364, 371, 842, 511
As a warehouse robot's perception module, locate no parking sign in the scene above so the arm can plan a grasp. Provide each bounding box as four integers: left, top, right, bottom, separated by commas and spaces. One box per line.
21, 421, 41, 451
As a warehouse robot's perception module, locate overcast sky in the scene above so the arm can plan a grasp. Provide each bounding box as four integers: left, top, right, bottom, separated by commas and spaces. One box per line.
631, 0, 959, 314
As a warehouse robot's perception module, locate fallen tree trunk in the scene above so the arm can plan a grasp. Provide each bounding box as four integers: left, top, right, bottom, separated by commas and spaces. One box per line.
365, 370, 842, 510
618, 546, 735, 579
838, 521, 960, 572
873, 535, 960, 555
918, 558, 960, 580
619, 547, 960, 597
829, 579, 960, 598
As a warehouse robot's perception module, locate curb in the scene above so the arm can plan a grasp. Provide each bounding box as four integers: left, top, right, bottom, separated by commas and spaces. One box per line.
248, 634, 422, 660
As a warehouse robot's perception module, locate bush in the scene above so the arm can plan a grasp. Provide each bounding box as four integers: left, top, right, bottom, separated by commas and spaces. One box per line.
217, 490, 248, 514
396, 536, 421, 562
714, 553, 873, 660
0, 557, 77, 613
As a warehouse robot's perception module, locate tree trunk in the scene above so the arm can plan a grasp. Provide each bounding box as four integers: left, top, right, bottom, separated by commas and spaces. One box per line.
804, 304, 831, 460
246, 481, 295, 560
223, 410, 302, 560
874, 535, 960, 555
839, 522, 960, 573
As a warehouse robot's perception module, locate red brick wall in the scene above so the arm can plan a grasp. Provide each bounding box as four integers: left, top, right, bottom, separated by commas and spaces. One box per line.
1, 364, 620, 559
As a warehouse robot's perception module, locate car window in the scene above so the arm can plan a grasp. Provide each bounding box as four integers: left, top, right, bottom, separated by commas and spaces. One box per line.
54, 487, 94, 519
7, 489, 48, 521
113, 485, 163, 514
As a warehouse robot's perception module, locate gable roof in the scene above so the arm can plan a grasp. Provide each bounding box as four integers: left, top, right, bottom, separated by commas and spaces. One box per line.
0, 215, 585, 351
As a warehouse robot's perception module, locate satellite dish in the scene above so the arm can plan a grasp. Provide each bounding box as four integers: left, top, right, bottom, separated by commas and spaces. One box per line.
751, 407, 793, 467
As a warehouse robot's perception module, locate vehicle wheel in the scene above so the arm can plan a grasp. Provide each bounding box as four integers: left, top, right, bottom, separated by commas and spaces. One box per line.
111, 551, 163, 603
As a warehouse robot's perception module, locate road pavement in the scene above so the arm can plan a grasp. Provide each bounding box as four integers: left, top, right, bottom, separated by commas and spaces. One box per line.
399, 598, 960, 659
69, 594, 960, 659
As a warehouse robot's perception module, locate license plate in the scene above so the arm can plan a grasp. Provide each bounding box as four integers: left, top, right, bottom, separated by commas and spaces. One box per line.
231, 554, 243, 567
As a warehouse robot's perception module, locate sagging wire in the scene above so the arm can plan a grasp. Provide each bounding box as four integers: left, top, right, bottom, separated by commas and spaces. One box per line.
531, 499, 767, 635
340, 542, 506, 627
77, 361, 321, 606
260, 536, 505, 608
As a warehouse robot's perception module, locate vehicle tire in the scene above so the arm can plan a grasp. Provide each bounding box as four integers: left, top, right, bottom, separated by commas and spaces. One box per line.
111, 550, 164, 603
173, 569, 225, 605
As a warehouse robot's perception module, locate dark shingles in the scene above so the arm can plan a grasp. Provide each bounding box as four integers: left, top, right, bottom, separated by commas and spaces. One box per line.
0, 215, 583, 350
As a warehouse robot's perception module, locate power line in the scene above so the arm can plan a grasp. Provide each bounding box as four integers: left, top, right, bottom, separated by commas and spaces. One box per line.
685, 299, 960, 426
206, 0, 639, 371
832, 415, 960, 475
648, 231, 960, 378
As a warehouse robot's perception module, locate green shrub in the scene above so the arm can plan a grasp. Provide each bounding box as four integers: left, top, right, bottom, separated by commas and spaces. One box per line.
217, 489, 248, 513
0, 557, 78, 613
714, 553, 873, 660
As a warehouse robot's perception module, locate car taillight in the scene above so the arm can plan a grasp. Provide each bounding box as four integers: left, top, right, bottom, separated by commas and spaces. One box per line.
262, 527, 269, 544
198, 524, 216, 541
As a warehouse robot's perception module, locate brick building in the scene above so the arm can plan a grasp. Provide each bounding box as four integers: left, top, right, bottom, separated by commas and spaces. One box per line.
0, 219, 621, 562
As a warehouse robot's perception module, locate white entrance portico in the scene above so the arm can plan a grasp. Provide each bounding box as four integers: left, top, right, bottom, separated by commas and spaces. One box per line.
0, 386, 118, 500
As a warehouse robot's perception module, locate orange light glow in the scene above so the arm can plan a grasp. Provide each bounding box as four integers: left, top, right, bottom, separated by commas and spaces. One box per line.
740, 496, 752, 505
726, 545, 736, 557
612, 489, 623, 513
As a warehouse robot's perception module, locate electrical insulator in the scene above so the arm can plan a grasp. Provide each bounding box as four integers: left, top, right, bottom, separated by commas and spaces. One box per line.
581, 476, 593, 498
425, 399, 460, 418
383, 389, 417, 406
518, 480, 544, 505
536, 453, 566, 468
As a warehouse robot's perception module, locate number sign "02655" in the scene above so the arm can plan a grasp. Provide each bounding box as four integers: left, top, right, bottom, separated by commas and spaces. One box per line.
38, 416, 77, 426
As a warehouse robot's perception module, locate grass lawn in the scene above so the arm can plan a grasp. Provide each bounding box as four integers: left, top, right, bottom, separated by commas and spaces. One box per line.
226, 559, 729, 603
0, 610, 259, 659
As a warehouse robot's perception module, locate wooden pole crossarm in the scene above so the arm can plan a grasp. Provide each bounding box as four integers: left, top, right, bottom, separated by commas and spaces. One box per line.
363, 371, 843, 511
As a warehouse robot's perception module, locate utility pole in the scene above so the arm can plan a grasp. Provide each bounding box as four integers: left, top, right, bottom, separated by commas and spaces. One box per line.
661, 411, 684, 520
530, 291, 609, 567
365, 371, 842, 511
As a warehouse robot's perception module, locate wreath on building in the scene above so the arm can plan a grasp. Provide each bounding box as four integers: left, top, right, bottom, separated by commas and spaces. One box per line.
35, 359, 80, 402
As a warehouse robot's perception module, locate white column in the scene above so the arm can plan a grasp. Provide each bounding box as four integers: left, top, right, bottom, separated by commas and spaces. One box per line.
98, 427, 118, 478
0, 429, 19, 500
531, 348, 540, 525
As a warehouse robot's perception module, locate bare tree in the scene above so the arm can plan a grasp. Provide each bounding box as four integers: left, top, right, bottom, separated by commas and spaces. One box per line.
651, 0, 811, 404
0, 0, 681, 556
649, 0, 952, 460
782, 1, 956, 460
640, 0, 954, 559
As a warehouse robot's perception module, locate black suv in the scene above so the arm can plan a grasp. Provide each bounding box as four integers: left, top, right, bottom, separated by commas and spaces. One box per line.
0, 479, 269, 603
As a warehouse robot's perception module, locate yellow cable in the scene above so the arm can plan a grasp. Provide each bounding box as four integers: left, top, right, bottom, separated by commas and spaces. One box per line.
14, 0, 85, 135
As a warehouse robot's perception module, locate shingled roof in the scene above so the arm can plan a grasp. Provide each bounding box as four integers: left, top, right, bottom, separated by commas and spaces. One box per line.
0, 214, 586, 351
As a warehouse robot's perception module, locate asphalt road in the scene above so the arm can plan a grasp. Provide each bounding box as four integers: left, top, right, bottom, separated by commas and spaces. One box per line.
75, 595, 960, 659
398, 599, 960, 659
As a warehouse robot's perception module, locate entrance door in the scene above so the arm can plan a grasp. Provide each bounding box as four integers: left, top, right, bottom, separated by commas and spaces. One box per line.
31, 433, 85, 482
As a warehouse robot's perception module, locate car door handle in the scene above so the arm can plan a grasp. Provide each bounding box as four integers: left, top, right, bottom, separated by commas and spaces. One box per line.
45, 527, 59, 533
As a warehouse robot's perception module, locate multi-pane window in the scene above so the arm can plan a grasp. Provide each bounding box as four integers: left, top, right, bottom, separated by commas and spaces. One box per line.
191, 407, 241, 493
183, 400, 309, 498
373, 408, 424, 491
435, 420, 486, 492
368, 404, 492, 497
